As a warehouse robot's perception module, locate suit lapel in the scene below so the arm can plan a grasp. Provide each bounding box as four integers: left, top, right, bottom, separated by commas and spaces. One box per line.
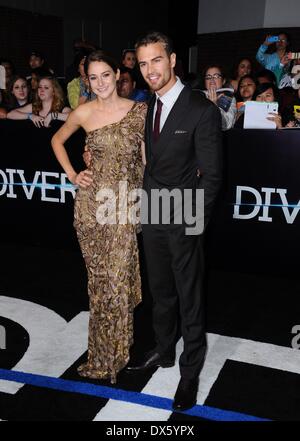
152, 87, 190, 159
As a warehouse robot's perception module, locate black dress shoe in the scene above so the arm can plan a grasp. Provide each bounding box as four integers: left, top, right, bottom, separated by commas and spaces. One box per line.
172, 377, 199, 411
126, 350, 175, 371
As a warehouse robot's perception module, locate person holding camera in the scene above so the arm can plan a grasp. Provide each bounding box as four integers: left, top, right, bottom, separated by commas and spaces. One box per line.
256, 32, 290, 85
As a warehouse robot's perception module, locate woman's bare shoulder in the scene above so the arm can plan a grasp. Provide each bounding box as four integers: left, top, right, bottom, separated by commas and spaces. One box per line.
71, 101, 94, 123
75, 100, 95, 114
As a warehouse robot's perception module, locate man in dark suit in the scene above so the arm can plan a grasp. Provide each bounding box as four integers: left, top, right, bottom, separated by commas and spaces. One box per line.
126, 31, 223, 411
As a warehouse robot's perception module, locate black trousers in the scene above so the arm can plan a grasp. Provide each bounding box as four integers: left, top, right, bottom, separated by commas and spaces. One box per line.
142, 224, 207, 380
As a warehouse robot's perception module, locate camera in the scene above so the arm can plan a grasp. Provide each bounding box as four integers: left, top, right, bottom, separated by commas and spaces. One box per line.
267, 36, 279, 43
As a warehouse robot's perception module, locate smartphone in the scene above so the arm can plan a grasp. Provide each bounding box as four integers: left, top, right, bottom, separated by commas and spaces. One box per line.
267, 36, 279, 43
217, 95, 232, 112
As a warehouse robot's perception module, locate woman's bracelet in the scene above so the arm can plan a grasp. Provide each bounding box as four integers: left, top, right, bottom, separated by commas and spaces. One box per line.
51, 112, 58, 120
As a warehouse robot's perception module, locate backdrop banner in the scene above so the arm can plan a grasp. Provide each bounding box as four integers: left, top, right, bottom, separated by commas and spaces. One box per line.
0, 120, 85, 249
1, 120, 300, 276
207, 128, 300, 277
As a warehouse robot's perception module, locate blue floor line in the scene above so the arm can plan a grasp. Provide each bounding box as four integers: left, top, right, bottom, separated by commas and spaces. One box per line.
0, 369, 270, 421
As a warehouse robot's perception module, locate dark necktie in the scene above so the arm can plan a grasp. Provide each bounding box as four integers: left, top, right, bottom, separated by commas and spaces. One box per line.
153, 98, 163, 142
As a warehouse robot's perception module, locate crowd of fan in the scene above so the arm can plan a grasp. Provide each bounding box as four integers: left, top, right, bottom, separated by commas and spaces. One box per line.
189, 31, 300, 130
1, 32, 300, 130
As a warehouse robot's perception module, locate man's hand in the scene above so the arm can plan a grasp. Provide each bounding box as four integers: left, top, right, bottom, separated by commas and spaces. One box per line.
83, 145, 92, 168
70, 170, 93, 188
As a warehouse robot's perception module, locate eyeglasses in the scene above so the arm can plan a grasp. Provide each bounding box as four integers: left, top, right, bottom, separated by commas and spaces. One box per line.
205, 73, 223, 80
279, 39, 287, 43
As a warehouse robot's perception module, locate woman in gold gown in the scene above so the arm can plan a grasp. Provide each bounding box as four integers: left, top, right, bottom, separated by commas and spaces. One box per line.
52, 51, 147, 383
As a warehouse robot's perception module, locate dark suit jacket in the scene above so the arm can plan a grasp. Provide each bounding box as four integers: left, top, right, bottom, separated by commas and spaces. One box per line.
143, 86, 223, 227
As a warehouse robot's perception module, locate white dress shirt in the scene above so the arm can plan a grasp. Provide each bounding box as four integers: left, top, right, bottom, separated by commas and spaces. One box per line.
153, 77, 185, 132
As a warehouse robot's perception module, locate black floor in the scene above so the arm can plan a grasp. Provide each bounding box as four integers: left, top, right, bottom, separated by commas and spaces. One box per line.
1, 241, 300, 422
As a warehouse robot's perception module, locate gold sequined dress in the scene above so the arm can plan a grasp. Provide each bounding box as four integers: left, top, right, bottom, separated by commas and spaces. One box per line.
74, 101, 147, 383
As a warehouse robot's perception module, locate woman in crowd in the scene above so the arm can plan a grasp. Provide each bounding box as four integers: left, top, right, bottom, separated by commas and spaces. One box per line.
230, 58, 252, 92
253, 82, 282, 129
234, 74, 257, 127
6, 75, 31, 109
52, 51, 147, 384
0, 75, 31, 118
235, 82, 282, 129
121, 48, 148, 90
7, 76, 71, 127
203, 65, 236, 130
121, 49, 136, 70
236, 74, 257, 102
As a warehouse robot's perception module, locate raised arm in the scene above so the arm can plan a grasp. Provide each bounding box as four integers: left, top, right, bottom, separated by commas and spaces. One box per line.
256, 35, 273, 68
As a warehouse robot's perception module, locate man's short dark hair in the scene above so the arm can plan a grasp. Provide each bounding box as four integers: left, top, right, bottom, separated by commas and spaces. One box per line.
135, 31, 174, 56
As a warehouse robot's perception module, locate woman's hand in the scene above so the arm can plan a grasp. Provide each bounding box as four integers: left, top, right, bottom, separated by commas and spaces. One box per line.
30, 114, 45, 128
280, 54, 290, 66
267, 113, 282, 129
286, 120, 296, 128
207, 88, 218, 104
70, 170, 93, 188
